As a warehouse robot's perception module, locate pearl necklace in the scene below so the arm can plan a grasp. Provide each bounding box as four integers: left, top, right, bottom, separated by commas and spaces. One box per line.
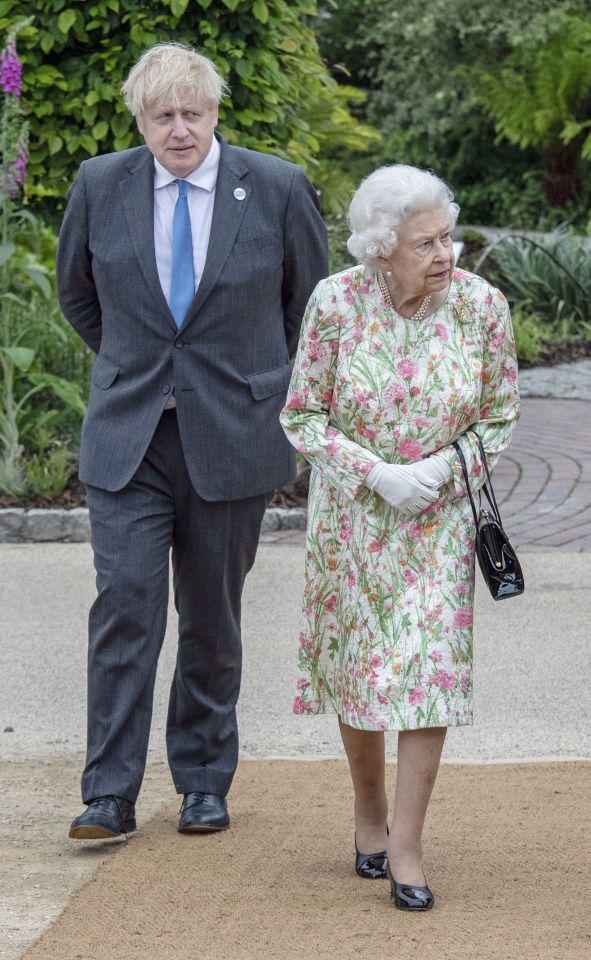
377, 272, 432, 322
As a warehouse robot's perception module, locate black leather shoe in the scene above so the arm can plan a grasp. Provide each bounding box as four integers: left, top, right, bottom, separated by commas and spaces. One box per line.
178, 792, 230, 833
387, 862, 434, 910
355, 837, 388, 879
69, 795, 136, 840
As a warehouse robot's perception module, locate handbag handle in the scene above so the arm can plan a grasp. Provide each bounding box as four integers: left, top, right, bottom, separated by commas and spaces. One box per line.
452, 439, 480, 528
452, 431, 504, 527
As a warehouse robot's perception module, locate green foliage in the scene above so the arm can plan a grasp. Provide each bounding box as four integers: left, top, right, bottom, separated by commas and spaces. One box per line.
484, 232, 591, 341
509, 306, 543, 365
0, 0, 377, 214
479, 15, 591, 154
0, 219, 86, 495
477, 15, 591, 207
298, 82, 379, 213
317, 0, 591, 226
16, 222, 93, 415
325, 211, 354, 274
0, 23, 86, 496
23, 435, 73, 498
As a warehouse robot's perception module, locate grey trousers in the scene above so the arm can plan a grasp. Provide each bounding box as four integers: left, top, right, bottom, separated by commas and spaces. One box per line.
82, 410, 269, 804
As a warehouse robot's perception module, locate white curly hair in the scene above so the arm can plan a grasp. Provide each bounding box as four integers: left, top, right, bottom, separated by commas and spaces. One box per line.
347, 165, 460, 272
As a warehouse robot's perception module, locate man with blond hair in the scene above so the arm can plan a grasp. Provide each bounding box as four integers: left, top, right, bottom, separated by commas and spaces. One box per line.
58, 42, 327, 840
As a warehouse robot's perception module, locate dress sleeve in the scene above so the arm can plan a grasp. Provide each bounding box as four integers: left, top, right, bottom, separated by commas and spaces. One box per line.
280, 280, 380, 500
437, 288, 521, 498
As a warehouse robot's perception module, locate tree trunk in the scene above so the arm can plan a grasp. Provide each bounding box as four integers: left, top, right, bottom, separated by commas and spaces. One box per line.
542, 145, 581, 207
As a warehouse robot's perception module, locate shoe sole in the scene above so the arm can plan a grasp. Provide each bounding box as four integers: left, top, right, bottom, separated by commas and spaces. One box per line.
69, 823, 137, 840
177, 822, 230, 834
393, 900, 434, 911
391, 893, 435, 911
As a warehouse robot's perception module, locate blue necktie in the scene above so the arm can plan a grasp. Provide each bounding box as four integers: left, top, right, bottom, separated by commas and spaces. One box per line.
169, 179, 195, 328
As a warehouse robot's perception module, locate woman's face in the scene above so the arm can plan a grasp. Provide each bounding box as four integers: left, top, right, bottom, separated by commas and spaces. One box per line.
383, 206, 454, 297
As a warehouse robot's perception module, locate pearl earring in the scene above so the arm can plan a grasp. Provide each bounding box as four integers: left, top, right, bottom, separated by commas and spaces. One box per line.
386, 270, 392, 277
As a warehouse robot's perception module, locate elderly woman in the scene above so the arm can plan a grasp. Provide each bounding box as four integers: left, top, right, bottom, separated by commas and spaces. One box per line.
280, 165, 519, 910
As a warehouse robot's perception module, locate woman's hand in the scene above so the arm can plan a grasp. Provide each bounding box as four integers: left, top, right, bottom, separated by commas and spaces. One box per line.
366, 461, 440, 515
412, 454, 453, 489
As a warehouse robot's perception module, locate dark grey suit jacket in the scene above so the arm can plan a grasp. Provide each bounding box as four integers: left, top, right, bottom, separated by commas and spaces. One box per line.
56, 137, 328, 500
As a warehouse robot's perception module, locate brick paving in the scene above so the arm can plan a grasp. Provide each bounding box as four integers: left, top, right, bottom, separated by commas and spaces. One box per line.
260, 398, 591, 552
494, 398, 591, 551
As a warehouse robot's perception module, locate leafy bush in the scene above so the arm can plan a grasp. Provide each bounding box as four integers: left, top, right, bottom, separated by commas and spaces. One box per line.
0, 0, 377, 215
0, 22, 86, 496
325, 212, 354, 274
478, 14, 591, 207
317, 0, 591, 227
23, 435, 73, 499
0, 224, 87, 496
483, 232, 591, 341
17, 223, 93, 414
510, 306, 544, 366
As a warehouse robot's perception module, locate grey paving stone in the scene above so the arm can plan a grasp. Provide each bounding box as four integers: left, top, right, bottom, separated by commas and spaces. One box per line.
0, 509, 24, 544
519, 358, 591, 401
272, 507, 307, 530
260, 510, 280, 533
22, 510, 65, 542
63, 507, 91, 542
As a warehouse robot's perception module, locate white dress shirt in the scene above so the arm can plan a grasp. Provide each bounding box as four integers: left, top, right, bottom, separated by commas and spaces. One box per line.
153, 135, 220, 305
153, 137, 220, 408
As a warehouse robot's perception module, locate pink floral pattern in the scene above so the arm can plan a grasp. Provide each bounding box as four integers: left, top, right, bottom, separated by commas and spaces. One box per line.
280, 267, 520, 731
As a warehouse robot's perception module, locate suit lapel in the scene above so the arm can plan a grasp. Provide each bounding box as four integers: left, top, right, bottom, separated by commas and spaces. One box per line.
180, 139, 251, 328
119, 148, 178, 334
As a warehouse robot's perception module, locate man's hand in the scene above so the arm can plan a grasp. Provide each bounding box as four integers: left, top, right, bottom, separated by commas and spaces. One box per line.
366, 461, 439, 515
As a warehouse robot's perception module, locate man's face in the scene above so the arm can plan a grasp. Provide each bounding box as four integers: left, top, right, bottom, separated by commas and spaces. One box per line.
137, 92, 219, 178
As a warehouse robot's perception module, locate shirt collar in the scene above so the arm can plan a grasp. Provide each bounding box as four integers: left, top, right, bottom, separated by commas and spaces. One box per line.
153, 136, 220, 192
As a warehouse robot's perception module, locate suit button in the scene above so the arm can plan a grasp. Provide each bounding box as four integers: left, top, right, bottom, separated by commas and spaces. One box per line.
163, 385, 170, 394
175, 341, 183, 349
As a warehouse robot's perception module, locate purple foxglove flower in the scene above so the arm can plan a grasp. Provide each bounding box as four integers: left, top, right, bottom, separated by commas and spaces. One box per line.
7, 145, 28, 195
0, 45, 22, 97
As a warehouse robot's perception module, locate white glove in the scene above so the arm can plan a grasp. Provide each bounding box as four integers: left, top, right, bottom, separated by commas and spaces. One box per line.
366, 461, 440, 515
412, 454, 453, 490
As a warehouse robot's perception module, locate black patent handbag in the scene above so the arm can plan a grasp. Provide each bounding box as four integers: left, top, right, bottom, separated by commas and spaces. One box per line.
452, 433, 524, 601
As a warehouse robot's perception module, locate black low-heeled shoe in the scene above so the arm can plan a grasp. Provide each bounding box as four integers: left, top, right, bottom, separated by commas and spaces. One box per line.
69, 795, 136, 840
177, 792, 230, 833
387, 862, 434, 910
355, 837, 388, 879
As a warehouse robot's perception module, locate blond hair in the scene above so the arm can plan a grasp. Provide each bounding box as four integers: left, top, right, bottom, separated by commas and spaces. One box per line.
121, 42, 229, 117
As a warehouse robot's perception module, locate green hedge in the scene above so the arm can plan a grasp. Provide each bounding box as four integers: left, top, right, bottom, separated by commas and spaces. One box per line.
0, 0, 377, 214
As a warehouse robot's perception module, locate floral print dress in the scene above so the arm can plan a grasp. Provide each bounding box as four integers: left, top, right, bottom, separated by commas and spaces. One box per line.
280, 267, 520, 731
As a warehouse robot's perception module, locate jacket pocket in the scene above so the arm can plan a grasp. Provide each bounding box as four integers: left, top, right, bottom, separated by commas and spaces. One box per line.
92, 355, 120, 390
233, 232, 278, 253
246, 363, 292, 400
